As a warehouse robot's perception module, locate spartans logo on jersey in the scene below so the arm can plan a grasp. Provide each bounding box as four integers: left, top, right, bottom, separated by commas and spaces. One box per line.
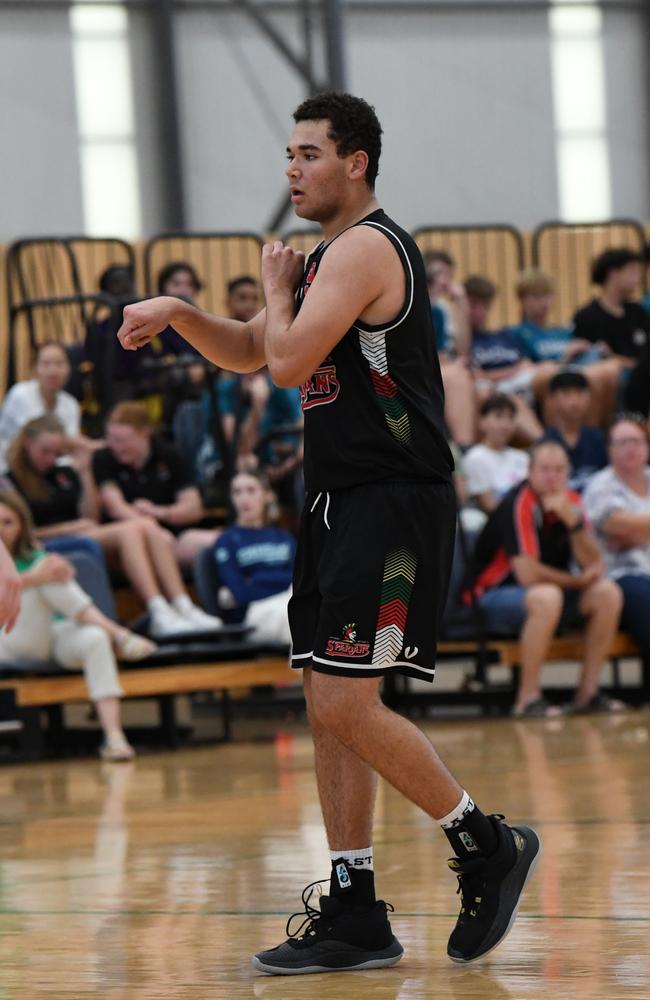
325, 623, 370, 659
300, 358, 340, 411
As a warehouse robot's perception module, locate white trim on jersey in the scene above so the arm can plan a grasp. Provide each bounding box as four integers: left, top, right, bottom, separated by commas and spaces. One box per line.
353, 221, 415, 336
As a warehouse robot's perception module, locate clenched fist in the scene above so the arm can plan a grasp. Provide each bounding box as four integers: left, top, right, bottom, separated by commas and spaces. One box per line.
261, 242, 305, 297
117, 296, 182, 352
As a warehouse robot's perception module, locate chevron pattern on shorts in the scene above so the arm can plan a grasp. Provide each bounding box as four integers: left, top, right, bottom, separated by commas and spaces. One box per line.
359, 331, 412, 445
372, 548, 417, 665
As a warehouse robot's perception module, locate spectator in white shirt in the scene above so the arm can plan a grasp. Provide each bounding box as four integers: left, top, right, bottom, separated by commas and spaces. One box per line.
0, 342, 85, 472
464, 394, 530, 515
582, 414, 650, 658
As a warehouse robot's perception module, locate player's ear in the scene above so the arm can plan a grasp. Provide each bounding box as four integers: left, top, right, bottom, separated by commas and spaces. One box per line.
349, 150, 369, 183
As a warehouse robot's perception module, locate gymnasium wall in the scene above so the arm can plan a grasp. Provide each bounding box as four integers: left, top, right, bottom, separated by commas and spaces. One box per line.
1, 2, 649, 241
0, 6, 84, 238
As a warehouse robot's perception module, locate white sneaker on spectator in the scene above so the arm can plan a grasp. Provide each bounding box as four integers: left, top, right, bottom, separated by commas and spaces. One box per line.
149, 605, 193, 640
175, 602, 224, 633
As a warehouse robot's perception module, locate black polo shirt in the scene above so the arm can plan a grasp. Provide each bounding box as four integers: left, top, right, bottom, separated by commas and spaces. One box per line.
9, 466, 81, 528
572, 299, 650, 359
92, 437, 192, 506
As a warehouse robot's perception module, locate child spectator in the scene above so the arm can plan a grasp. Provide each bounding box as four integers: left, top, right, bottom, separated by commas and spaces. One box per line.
93, 402, 223, 568
424, 250, 476, 449
468, 276, 543, 444
210, 470, 294, 644
463, 395, 529, 515
512, 270, 620, 427
226, 275, 262, 324
541, 371, 607, 492
467, 441, 623, 717
0, 341, 90, 472
6, 415, 215, 639
583, 415, 650, 662
0, 490, 155, 760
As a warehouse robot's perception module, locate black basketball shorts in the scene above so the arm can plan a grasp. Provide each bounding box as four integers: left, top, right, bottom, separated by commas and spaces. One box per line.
289, 481, 456, 682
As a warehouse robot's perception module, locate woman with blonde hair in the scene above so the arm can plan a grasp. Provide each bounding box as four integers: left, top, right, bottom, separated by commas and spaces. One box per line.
7, 415, 222, 639
0, 490, 150, 760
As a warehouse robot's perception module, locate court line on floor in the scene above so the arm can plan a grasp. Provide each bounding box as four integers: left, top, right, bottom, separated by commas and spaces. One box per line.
0, 909, 647, 922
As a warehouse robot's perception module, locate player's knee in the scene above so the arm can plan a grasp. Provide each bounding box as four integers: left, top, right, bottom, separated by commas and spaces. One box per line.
525, 583, 563, 617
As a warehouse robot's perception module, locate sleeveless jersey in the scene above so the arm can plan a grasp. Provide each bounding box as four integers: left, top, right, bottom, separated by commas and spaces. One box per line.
295, 209, 453, 492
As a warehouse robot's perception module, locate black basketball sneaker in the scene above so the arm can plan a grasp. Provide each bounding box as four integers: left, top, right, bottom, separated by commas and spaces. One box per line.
447, 815, 541, 963
252, 861, 403, 976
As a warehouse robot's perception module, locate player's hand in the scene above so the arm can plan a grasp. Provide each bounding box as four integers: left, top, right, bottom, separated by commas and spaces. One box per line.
117, 296, 183, 351
261, 242, 305, 297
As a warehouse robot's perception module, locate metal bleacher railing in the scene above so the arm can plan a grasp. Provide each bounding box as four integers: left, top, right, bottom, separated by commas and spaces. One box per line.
2, 218, 649, 406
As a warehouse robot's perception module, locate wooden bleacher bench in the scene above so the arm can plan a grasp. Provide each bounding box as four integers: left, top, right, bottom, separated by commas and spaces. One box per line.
0, 645, 296, 760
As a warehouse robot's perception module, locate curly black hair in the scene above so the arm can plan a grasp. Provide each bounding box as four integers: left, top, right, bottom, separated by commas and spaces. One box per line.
293, 91, 382, 190
591, 247, 641, 286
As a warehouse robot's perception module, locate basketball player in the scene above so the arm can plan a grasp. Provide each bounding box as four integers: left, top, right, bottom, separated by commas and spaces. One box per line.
117, 93, 540, 975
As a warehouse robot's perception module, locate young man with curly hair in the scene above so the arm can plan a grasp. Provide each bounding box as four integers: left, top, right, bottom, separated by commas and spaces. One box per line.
118, 92, 540, 976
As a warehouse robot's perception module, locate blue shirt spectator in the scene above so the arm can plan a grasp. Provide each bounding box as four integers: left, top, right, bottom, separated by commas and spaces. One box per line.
213, 525, 296, 622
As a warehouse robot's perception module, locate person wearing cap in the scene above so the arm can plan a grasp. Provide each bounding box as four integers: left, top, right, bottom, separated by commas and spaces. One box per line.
541, 370, 608, 493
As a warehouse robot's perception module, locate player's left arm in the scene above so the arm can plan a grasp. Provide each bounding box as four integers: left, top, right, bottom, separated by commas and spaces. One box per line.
261, 228, 400, 388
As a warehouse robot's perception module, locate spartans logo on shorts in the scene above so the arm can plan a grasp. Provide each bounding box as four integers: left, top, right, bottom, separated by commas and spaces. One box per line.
325, 623, 371, 659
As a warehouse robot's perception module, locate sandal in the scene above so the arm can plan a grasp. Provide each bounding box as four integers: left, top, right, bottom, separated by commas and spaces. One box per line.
512, 697, 563, 719
115, 630, 157, 662
572, 692, 627, 714
100, 734, 136, 762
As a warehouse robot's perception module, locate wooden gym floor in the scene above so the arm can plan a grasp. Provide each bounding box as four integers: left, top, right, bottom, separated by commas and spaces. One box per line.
0, 710, 649, 999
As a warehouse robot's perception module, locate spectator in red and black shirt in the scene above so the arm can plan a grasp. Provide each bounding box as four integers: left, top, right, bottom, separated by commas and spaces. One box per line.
467, 440, 623, 717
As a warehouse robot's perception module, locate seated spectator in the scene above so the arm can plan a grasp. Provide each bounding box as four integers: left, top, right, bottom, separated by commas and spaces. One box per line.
468, 441, 623, 717
111, 262, 205, 421
0, 341, 91, 472
219, 372, 303, 500
0, 490, 155, 760
6, 415, 216, 639
573, 248, 649, 381
424, 250, 470, 358
542, 371, 608, 492
463, 395, 529, 515
173, 277, 265, 494
99, 263, 137, 300
512, 270, 620, 426
226, 274, 262, 324
424, 250, 475, 449
93, 403, 222, 572
468, 276, 543, 444
583, 415, 650, 662
210, 470, 294, 644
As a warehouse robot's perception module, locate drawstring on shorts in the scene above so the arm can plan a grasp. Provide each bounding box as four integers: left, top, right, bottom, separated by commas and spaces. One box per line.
309, 491, 331, 530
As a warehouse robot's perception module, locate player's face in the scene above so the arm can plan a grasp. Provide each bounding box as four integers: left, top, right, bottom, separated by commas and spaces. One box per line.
285, 120, 351, 222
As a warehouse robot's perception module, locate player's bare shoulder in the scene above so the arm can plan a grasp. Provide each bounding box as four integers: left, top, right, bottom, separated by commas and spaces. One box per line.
325, 223, 405, 324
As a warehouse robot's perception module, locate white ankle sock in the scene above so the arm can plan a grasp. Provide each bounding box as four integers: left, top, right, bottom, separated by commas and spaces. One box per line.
329, 847, 374, 871
172, 595, 194, 614
437, 790, 475, 830
147, 596, 173, 617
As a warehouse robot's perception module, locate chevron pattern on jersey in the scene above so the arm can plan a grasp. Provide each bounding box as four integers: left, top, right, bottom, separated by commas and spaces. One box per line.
372, 548, 417, 665
359, 331, 412, 445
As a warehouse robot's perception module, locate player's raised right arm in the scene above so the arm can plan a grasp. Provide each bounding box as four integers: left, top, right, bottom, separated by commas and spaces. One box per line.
117, 296, 267, 374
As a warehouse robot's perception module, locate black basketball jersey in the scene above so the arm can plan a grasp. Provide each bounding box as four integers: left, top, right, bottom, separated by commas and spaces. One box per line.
295, 208, 453, 492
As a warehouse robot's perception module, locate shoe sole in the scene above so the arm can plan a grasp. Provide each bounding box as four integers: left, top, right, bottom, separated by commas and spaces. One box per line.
252, 938, 404, 976
448, 826, 542, 965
